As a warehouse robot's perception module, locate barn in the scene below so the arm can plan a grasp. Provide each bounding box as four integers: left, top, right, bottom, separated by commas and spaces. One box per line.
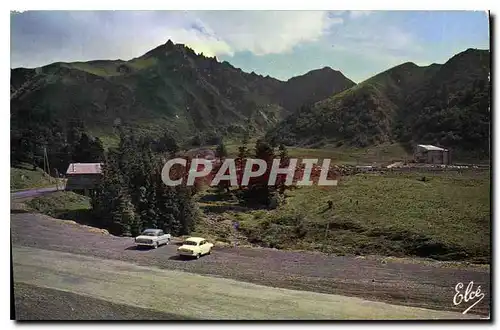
65, 163, 103, 196
413, 144, 451, 165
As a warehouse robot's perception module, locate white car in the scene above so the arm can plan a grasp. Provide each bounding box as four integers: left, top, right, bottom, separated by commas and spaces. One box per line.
135, 229, 171, 249
177, 237, 213, 259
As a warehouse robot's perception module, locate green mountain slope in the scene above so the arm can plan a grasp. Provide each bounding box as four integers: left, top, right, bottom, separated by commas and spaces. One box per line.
267, 48, 490, 156
274, 67, 356, 111
11, 40, 355, 141
402, 49, 490, 154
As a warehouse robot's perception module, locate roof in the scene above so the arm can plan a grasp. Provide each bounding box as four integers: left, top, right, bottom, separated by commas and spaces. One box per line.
142, 229, 162, 233
417, 144, 448, 151
66, 163, 103, 175
184, 236, 205, 243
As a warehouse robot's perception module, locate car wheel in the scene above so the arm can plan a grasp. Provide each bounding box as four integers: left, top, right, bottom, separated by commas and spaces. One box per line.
207, 248, 211, 255
196, 253, 201, 259
154, 242, 158, 249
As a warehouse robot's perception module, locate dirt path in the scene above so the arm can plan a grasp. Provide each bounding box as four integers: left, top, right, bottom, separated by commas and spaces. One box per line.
10, 211, 491, 317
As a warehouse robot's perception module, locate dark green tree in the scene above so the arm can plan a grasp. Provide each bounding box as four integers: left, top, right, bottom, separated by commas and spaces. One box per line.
92, 149, 126, 229
72, 133, 105, 163
90, 131, 199, 237
277, 143, 289, 166
176, 185, 198, 235
157, 132, 180, 155
110, 191, 137, 236
241, 139, 276, 205
215, 140, 228, 159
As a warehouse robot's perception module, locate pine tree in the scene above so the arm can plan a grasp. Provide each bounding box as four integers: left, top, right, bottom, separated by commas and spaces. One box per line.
241, 139, 276, 205
90, 130, 199, 237
256, 139, 275, 197
110, 192, 136, 236
90, 137, 105, 162
137, 148, 159, 229
235, 138, 251, 189
138, 186, 156, 229
276, 143, 291, 194
215, 140, 228, 159
278, 143, 289, 166
242, 130, 250, 146
191, 134, 204, 147
92, 149, 124, 228
156, 183, 181, 235
157, 132, 180, 155
98, 156, 139, 236
72, 133, 104, 163
176, 185, 198, 235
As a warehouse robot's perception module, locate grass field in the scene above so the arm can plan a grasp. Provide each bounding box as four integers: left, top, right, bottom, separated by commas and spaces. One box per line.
26, 191, 93, 224
198, 170, 491, 263
220, 140, 412, 165
11, 164, 57, 190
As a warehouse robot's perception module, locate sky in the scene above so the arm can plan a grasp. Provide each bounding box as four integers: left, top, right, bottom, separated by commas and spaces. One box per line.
10, 10, 490, 83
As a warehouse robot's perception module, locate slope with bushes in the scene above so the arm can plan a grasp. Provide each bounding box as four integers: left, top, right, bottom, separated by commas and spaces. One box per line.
227, 170, 490, 263
11, 40, 355, 141
267, 49, 490, 157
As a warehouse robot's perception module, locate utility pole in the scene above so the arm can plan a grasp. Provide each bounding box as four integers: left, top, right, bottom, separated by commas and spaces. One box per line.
55, 168, 59, 191
43, 147, 47, 175
43, 147, 52, 183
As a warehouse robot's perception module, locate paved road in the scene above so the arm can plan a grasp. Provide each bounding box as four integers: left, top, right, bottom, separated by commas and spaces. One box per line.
11, 184, 64, 199
10, 210, 491, 319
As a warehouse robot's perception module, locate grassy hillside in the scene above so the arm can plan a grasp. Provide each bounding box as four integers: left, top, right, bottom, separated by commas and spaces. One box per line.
11, 40, 355, 141
11, 164, 55, 190
274, 67, 356, 111
402, 49, 490, 153
26, 191, 93, 225
220, 139, 411, 164
267, 49, 490, 157
196, 170, 490, 263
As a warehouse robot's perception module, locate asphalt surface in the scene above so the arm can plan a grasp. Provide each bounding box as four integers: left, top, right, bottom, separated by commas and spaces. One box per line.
11, 185, 63, 199
11, 207, 491, 318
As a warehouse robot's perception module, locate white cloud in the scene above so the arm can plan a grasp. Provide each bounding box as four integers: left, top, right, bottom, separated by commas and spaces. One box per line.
326, 13, 424, 66
191, 11, 343, 56
349, 11, 373, 19
11, 11, 344, 68
119, 11, 343, 58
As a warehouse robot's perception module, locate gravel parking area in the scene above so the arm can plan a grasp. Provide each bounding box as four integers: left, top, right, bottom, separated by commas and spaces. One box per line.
11, 210, 491, 316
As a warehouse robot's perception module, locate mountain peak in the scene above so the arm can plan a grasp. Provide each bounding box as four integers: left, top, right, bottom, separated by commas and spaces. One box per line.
140, 40, 192, 59
277, 66, 356, 111
165, 39, 174, 47
448, 47, 489, 62
310, 66, 338, 74
399, 61, 418, 68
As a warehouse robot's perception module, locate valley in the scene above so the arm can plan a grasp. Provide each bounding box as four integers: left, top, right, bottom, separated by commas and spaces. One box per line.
10, 33, 491, 321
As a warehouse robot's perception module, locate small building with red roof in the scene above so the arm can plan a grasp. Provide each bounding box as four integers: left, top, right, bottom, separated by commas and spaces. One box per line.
65, 163, 103, 196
